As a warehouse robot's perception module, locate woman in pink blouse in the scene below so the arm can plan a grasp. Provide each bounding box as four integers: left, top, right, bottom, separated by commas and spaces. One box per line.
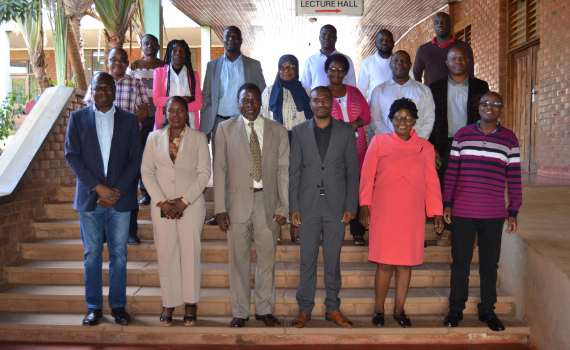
325, 53, 371, 246
153, 40, 203, 130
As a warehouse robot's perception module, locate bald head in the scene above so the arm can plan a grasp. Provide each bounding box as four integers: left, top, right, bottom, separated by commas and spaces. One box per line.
446, 46, 469, 77
91, 72, 116, 111
376, 29, 395, 57
390, 50, 412, 80
481, 92, 503, 104
433, 12, 452, 38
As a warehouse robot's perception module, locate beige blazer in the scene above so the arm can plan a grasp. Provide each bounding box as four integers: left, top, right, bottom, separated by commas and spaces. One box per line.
213, 116, 289, 230
141, 126, 211, 206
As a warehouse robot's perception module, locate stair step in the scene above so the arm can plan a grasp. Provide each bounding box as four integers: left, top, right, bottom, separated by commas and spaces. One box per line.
5, 260, 497, 289
0, 285, 515, 316
0, 312, 529, 345
58, 185, 214, 202
45, 202, 215, 221
32, 219, 441, 241
20, 239, 478, 263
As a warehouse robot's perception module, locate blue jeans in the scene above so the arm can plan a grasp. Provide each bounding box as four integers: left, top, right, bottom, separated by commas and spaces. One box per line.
79, 206, 129, 309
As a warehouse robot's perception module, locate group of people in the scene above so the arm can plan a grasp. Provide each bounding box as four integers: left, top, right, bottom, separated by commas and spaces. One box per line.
64, 11, 522, 333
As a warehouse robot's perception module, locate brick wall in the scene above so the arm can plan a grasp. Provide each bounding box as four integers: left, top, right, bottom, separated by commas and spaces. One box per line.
537, 0, 570, 178
0, 91, 83, 285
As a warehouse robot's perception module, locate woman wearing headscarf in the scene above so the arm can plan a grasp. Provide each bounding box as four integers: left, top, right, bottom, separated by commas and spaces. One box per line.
153, 39, 203, 130
261, 54, 311, 244
325, 53, 372, 246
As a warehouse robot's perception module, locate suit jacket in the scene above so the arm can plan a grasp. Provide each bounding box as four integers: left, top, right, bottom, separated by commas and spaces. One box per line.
141, 126, 211, 206
289, 118, 359, 217
65, 106, 143, 212
213, 115, 289, 230
200, 55, 266, 134
428, 75, 490, 154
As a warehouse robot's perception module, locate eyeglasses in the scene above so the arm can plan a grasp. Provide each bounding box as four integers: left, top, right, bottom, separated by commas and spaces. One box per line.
109, 58, 128, 64
279, 64, 296, 72
328, 67, 346, 74
392, 116, 415, 123
478, 101, 503, 108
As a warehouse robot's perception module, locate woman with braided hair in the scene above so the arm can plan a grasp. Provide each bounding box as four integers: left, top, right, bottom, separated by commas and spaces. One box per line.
153, 39, 203, 130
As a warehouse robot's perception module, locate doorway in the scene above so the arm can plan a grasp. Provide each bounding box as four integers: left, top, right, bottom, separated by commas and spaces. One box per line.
509, 42, 540, 172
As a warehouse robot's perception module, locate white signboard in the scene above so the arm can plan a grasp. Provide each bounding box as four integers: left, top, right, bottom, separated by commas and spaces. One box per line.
296, 0, 364, 16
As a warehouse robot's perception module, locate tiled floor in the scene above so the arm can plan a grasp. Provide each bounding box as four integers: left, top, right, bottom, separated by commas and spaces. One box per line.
0, 343, 534, 349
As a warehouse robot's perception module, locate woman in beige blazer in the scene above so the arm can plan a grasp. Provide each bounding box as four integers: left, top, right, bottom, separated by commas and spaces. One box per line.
141, 96, 211, 326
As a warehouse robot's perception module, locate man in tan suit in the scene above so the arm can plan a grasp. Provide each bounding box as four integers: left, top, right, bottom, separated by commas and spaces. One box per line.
214, 83, 290, 328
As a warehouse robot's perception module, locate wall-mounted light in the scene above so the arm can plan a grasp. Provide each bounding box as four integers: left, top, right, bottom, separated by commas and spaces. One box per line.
309, 18, 317, 23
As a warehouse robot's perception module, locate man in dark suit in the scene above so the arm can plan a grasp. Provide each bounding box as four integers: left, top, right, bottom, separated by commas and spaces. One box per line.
65, 72, 143, 327
289, 86, 359, 328
201, 26, 266, 226
429, 46, 490, 246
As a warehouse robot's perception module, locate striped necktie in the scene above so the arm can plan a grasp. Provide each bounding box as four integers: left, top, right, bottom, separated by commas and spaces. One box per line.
249, 121, 262, 182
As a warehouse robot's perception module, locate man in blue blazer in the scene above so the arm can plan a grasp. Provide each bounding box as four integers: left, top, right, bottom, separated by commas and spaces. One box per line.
65, 72, 143, 326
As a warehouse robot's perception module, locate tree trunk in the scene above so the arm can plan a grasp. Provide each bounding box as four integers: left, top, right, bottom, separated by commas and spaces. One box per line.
29, 32, 50, 94
67, 16, 88, 90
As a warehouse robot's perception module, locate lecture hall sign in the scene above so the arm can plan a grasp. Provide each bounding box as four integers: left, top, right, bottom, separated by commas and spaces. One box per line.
296, 0, 364, 16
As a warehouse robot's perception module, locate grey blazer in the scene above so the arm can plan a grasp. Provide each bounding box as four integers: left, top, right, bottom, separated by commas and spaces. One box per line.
289, 118, 359, 217
200, 55, 266, 134
213, 116, 289, 230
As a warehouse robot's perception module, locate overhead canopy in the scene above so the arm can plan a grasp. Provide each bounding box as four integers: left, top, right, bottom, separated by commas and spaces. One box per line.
171, 0, 448, 79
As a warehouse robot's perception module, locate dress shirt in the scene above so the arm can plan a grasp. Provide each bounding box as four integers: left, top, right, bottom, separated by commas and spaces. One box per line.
85, 74, 148, 115
242, 115, 264, 188
93, 104, 116, 176
358, 52, 392, 101
447, 75, 469, 137
166, 64, 196, 129
369, 78, 435, 139
313, 118, 333, 190
300, 50, 357, 90
261, 85, 311, 131
218, 53, 245, 117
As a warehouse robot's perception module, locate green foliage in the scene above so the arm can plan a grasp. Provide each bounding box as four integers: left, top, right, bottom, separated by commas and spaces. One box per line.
0, 89, 30, 146
47, 74, 77, 88
0, 0, 41, 23
45, 0, 68, 86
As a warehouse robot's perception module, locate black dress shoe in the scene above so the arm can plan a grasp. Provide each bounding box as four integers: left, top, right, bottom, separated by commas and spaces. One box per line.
127, 234, 141, 245
111, 307, 131, 325
443, 310, 463, 327
255, 314, 281, 327
139, 196, 151, 205
372, 313, 384, 326
479, 310, 505, 332
393, 313, 411, 328
82, 308, 102, 326
230, 317, 249, 327
205, 215, 218, 226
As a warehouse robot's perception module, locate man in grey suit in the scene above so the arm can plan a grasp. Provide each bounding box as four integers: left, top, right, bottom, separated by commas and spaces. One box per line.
213, 83, 289, 328
289, 86, 359, 328
202, 26, 266, 226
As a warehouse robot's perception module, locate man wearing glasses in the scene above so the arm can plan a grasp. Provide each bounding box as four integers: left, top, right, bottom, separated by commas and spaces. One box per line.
441, 92, 522, 332
300, 25, 356, 90
369, 50, 435, 139
84, 47, 149, 246
428, 46, 489, 247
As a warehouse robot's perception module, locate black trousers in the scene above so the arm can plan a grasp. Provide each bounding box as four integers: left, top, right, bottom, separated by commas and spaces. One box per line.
449, 216, 505, 314
437, 139, 453, 231
129, 117, 155, 236
349, 176, 366, 236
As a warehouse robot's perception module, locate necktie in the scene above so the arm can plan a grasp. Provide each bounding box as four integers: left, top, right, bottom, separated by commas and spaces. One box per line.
249, 121, 262, 182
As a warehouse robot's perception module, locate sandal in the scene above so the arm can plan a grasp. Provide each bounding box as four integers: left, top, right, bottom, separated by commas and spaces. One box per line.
353, 236, 366, 246
290, 226, 300, 244
184, 303, 198, 326
160, 307, 175, 327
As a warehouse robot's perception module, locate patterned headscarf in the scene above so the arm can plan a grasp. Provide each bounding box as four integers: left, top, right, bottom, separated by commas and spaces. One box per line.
268, 54, 312, 124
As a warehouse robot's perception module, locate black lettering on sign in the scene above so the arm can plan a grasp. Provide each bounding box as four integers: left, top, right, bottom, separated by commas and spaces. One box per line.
338, 1, 357, 7
300, 0, 339, 7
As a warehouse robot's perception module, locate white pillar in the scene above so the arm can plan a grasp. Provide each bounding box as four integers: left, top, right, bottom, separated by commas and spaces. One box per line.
0, 26, 11, 102
201, 26, 211, 85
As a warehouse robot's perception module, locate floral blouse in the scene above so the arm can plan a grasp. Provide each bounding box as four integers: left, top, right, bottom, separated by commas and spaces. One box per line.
169, 126, 186, 163
261, 85, 311, 131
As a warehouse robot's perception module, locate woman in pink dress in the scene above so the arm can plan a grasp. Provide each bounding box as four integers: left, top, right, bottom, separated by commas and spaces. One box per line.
359, 98, 444, 328
325, 53, 371, 246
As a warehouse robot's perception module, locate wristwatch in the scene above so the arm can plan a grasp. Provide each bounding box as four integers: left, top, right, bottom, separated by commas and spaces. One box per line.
356, 119, 362, 128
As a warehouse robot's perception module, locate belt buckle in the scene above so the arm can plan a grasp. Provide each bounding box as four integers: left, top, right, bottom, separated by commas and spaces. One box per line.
320, 188, 326, 195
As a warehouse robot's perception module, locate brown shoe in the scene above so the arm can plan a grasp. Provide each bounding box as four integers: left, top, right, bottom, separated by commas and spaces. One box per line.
230, 317, 249, 327
255, 313, 281, 327
205, 215, 218, 226
325, 310, 353, 327
291, 312, 311, 328
437, 230, 452, 246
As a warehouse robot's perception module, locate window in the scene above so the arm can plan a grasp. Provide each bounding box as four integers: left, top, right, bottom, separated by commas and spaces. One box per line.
455, 25, 471, 45
509, 0, 540, 49
9, 61, 40, 103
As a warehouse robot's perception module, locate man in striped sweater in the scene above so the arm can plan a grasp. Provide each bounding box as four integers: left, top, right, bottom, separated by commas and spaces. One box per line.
441, 92, 522, 332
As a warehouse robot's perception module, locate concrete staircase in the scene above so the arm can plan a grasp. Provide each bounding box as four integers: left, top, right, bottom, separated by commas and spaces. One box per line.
0, 186, 529, 345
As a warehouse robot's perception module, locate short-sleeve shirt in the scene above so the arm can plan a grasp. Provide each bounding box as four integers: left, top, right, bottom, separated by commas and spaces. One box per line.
84, 74, 149, 115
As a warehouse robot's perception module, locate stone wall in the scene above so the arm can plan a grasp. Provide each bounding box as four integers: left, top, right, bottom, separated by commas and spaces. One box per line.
0, 90, 83, 285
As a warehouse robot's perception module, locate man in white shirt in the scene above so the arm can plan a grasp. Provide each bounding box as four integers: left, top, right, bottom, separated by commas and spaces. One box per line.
358, 29, 395, 101
301, 25, 356, 89
369, 50, 435, 139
